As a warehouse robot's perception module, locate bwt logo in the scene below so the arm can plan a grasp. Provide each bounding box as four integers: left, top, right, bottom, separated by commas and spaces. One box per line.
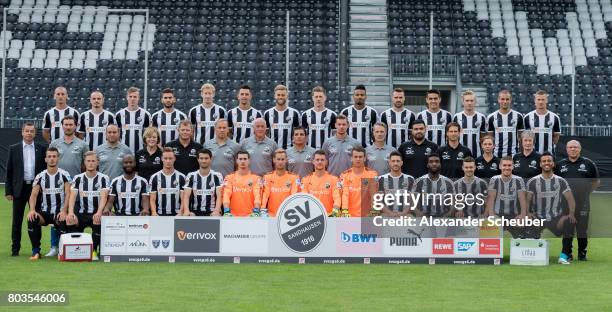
457, 241, 476, 252
340, 232, 377, 243
176, 230, 217, 241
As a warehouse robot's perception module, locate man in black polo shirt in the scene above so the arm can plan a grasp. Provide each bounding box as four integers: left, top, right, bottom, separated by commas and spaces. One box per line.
398, 119, 438, 178
555, 140, 600, 261
438, 122, 472, 180
165, 120, 203, 175
512, 130, 541, 180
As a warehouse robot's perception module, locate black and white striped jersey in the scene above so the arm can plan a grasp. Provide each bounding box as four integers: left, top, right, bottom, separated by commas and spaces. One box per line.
33, 169, 71, 214
189, 104, 227, 144
377, 173, 415, 212
416, 109, 453, 147
487, 175, 526, 217
301, 108, 337, 149
71, 172, 110, 214
115, 107, 152, 153
526, 174, 570, 221
380, 108, 416, 148
43, 106, 80, 141
149, 170, 186, 216
452, 111, 487, 157
109, 175, 149, 216
184, 170, 224, 214
151, 109, 188, 146
78, 109, 116, 150
487, 110, 524, 158
523, 110, 561, 154
263, 106, 301, 149
340, 105, 378, 147
453, 177, 488, 217
227, 106, 262, 143
412, 174, 455, 217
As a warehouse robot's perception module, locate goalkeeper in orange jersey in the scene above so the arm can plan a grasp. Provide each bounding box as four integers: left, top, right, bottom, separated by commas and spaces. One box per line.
340, 146, 378, 217
301, 150, 342, 216
222, 151, 262, 217
261, 149, 299, 217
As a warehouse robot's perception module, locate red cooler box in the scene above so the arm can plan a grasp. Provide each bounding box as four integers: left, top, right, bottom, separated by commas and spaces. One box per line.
59, 233, 93, 262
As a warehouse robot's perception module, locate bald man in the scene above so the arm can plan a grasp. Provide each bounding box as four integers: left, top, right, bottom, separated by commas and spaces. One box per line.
43, 86, 80, 143
78, 91, 116, 150
240, 118, 278, 176
555, 140, 600, 261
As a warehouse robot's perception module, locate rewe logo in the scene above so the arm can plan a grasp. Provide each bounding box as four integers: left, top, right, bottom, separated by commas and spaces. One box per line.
176, 230, 216, 241
340, 232, 377, 243
432, 238, 454, 255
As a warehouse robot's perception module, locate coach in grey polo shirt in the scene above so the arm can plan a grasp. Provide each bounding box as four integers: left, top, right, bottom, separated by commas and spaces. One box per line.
49, 117, 89, 177
286, 127, 315, 178
94, 124, 133, 180
366, 123, 396, 175
203, 119, 241, 178
241, 118, 278, 176
322, 116, 360, 176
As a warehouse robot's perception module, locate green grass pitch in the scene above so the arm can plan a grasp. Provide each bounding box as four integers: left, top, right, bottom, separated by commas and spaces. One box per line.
1, 186, 611, 311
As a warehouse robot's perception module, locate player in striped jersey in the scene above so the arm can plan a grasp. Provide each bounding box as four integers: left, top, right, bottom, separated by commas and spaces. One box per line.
43, 86, 80, 143
262, 149, 300, 217
417, 89, 452, 147
151, 88, 187, 145
452, 90, 487, 157
412, 154, 455, 218
115, 87, 151, 153
525, 152, 576, 264
77, 91, 115, 150
106, 154, 150, 216
523, 90, 561, 154
485, 156, 529, 238
149, 147, 186, 216
487, 89, 524, 157
453, 157, 488, 217
301, 86, 337, 149
182, 149, 223, 216
222, 151, 262, 217
301, 150, 341, 216
380, 88, 416, 148
377, 151, 415, 216
339, 146, 378, 217
189, 83, 227, 144
66, 151, 109, 260
227, 84, 262, 142
264, 84, 301, 149
340, 85, 378, 147
26, 147, 71, 260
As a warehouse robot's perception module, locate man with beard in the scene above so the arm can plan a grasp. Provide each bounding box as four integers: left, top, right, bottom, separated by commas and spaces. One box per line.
49, 115, 89, 178
151, 88, 187, 145
416, 89, 453, 147
182, 149, 223, 216
453, 157, 488, 218
322, 115, 361, 176
340, 85, 378, 147
398, 120, 439, 178
380, 87, 415, 149
412, 154, 455, 218
227, 85, 262, 142
263, 84, 301, 149
105, 154, 150, 216
377, 151, 415, 216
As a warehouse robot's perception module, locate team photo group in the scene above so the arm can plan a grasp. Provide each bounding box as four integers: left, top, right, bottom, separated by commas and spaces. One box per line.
5, 83, 599, 264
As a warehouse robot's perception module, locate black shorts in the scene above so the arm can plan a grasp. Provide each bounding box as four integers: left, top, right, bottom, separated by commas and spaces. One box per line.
36, 211, 59, 226
191, 211, 212, 216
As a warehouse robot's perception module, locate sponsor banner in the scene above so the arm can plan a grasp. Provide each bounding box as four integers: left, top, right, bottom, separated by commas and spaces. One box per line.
102, 236, 126, 254
221, 219, 269, 254
126, 237, 149, 253
510, 239, 549, 266
127, 217, 150, 235
335, 218, 382, 255
382, 226, 431, 256
103, 218, 127, 236
454, 239, 478, 256
174, 218, 220, 253
277, 193, 327, 254
149, 236, 173, 253
432, 238, 454, 255
479, 238, 502, 255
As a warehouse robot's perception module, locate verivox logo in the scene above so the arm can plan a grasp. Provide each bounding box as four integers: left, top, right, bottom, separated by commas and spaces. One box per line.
174, 219, 220, 253
432, 238, 454, 255
479, 239, 501, 255
340, 232, 377, 243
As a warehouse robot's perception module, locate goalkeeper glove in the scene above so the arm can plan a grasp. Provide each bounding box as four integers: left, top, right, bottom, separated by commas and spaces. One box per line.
330, 208, 340, 217
250, 208, 260, 217
260, 208, 269, 217
340, 208, 351, 218
223, 207, 232, 217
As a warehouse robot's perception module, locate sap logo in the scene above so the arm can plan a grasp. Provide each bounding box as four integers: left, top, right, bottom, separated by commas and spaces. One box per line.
176, 230, 216, 241
457, 241, 476, 252
340, 232, 377, 243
